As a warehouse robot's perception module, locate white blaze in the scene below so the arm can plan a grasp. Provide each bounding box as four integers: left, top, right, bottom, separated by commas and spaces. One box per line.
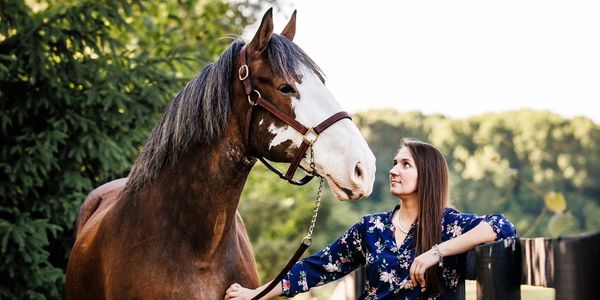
268, 65, 342, 151
267, 66, 375, 199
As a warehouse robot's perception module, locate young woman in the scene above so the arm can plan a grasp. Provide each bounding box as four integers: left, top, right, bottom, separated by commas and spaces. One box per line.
225, 138, 517, 299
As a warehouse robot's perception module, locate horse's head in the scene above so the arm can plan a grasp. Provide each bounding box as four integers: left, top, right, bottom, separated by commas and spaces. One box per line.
234, 9, 375, 201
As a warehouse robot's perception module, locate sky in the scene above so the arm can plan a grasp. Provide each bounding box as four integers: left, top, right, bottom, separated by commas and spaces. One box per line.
244, 0, 600, 124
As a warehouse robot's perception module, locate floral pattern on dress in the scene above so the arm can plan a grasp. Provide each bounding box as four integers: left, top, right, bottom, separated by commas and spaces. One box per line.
281, 206, 517, 299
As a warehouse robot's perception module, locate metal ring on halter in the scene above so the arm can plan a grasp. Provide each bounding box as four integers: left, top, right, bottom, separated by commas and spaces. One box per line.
303, 128, 319, 145
238, 65, 249, 81
247, 90, 261, 106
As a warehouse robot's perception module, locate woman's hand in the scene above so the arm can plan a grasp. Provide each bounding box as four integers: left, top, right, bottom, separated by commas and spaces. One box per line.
409, 249, 439, 291
224, 283, 258, 300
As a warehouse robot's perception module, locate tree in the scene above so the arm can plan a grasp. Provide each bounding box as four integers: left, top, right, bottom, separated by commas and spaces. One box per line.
0, 0, 267, 298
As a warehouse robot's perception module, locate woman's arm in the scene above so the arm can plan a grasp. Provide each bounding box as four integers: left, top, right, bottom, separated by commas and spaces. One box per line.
437, 221, 497, 256
224, 217, 367, 299
409, 220, 506, 290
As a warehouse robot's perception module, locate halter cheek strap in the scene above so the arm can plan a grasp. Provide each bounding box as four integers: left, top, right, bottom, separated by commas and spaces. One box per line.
238, 45, 351, 185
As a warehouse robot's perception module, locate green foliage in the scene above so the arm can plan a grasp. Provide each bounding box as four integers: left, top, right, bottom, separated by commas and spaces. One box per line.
548, 211, 579, 237
545, 192, 566, 213
109, 0, 274, 79
0, 0, 266, 298
352, 109, 600, 237
239, 163, 350, 283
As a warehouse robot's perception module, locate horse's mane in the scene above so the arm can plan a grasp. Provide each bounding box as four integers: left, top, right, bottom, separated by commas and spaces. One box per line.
123, 35, 323, 195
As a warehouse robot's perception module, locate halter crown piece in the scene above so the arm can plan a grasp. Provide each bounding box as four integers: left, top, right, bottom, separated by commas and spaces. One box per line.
238, 45, 351, 185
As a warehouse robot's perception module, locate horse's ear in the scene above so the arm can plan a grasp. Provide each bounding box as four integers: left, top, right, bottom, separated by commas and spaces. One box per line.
281, 10, 296, 41
248, 8, 274, 53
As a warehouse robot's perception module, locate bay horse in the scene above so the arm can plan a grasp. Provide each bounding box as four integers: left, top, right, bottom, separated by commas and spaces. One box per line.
66, 9, 376, 299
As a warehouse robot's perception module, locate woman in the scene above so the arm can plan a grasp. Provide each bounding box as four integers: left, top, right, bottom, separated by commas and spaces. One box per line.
225, 138, 516, 299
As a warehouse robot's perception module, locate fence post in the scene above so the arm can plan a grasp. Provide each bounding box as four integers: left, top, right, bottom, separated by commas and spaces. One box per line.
474, 238, 521, 300
354, 267, 365, 297
553, 231, 600, 300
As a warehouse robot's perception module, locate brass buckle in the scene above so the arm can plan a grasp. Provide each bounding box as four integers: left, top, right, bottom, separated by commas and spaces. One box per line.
303, 128, 319, 145
239, 65, 249, 81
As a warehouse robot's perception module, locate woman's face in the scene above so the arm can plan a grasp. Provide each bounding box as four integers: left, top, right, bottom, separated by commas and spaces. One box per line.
389, 147, 418, 197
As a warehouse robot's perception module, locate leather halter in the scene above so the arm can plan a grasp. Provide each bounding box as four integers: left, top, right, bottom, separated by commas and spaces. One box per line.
239, 45, 351, 185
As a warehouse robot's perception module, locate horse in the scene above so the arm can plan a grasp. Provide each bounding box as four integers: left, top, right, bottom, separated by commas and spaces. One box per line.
66, 9, 376, 299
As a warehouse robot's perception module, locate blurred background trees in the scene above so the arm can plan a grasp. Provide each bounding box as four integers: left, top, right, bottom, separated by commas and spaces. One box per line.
1, 0, 599, 298
349, 109, 600, 238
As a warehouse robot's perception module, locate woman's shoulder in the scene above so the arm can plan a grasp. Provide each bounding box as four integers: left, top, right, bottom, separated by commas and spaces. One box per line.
443, 206, 460, 216
441, 207, 471, 224
359, 206, 396, 225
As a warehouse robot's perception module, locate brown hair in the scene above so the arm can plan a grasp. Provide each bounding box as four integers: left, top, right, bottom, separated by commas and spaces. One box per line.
401, 137, 449, 295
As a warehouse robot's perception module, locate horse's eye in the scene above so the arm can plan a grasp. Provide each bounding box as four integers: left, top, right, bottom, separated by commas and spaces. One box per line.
278, 84, 296, 94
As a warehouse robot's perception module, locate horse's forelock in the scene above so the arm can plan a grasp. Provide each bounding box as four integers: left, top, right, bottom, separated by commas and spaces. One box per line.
267, 34, 324, 81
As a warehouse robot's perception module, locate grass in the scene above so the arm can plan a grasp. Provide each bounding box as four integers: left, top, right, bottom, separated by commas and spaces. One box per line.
464, 280, 555, 300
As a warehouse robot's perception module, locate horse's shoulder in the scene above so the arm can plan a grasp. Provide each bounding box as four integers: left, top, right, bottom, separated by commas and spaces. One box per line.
75, 178, 128, 238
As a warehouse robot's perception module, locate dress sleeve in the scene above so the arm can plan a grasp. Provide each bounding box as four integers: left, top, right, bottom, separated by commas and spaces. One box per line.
281, 218, 367, 297
442, 208, 517, 241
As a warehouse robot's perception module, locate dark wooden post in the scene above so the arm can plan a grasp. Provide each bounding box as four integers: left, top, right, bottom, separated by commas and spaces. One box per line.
354, 267, 365, 297
474, 238, 521, 300
553, 231, 600, 300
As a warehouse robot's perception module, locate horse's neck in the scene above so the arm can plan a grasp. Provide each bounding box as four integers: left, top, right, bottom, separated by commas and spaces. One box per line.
117, 132, 254, 258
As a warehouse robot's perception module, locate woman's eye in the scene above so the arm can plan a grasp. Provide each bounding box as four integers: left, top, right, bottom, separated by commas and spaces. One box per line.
278, 84, 296, 94
403, 162, 411, 168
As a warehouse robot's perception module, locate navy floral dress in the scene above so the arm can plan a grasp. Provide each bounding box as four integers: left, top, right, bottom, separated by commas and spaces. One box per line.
281, 205, 516, 299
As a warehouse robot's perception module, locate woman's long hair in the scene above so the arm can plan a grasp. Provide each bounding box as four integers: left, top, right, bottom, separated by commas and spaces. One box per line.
402, 138, 449, 296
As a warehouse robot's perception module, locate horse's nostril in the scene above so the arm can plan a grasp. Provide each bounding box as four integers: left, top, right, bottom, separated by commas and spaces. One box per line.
354, 162, 363, 178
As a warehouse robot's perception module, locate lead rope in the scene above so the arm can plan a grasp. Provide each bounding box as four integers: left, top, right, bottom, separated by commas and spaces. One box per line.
251, 146, 323, 300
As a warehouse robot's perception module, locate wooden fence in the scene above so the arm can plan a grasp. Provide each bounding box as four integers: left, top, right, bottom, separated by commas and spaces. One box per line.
354, 231, 600, 299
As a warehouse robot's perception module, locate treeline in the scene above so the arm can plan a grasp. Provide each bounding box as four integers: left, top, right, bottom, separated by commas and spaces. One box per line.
240, 109, 600, 282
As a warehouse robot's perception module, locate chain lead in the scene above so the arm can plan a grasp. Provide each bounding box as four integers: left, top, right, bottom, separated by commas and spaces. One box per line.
309, 146, 317, 176
303, 145, 324, 246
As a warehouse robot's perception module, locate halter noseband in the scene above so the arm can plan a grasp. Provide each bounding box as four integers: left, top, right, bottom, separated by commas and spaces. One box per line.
238, 45, 351, 185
